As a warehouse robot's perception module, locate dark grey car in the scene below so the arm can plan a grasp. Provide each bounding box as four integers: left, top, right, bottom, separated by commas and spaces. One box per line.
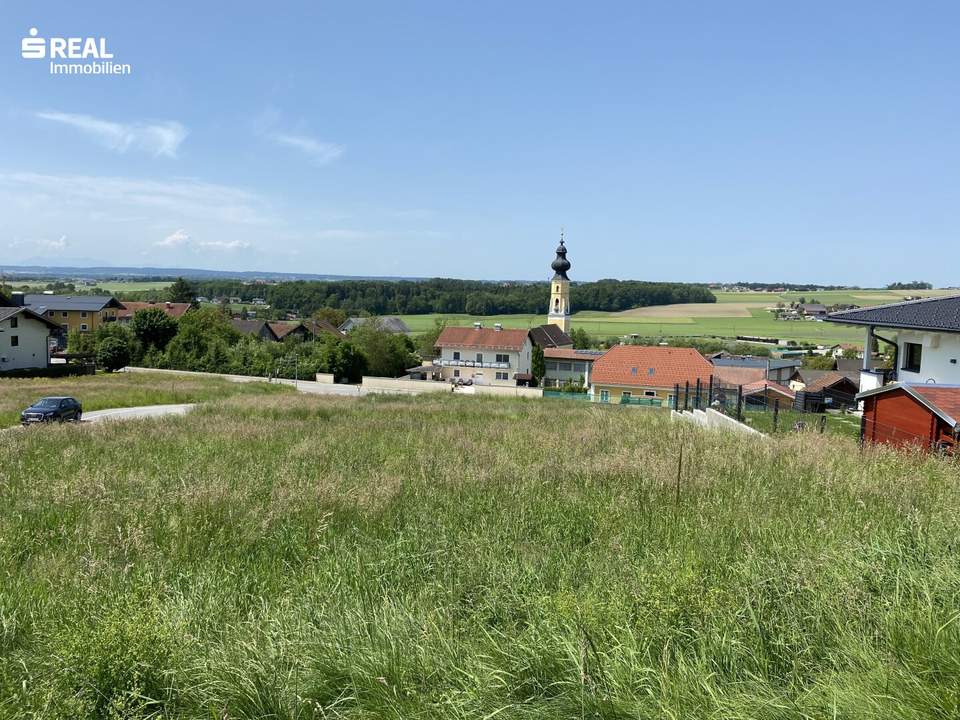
20, 397, 83, 425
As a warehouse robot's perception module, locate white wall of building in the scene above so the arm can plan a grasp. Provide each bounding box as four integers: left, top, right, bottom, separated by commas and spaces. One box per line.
436, 337, 532, 386
896, 331, 960, 385
0, 314, 50, 372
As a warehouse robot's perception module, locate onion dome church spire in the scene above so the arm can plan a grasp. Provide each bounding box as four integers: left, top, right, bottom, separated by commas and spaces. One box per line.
551, 230, 571, 280
547, 230, 571, 334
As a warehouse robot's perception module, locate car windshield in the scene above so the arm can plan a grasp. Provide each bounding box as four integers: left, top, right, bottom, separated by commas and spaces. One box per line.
33, 399, 61, 409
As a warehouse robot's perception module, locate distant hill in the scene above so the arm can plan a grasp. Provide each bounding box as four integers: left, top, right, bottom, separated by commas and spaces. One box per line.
0, 264, 426, 283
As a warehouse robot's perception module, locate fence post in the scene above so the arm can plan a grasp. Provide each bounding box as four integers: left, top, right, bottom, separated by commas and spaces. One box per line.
736, 385, 743, 422
694, 378, 702, 410
708, 375, 714, 406
773, 400, 779, 433
859, 412, 867, 447
818, 415, 826, 434
684, 381, 690, 412
674, 383, 680, 410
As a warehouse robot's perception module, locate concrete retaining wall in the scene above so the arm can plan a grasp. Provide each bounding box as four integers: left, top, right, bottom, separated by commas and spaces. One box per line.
672, 407, 764, 437
314, 373, 335, 384
474, 384, 543, 399
361, 377, 451, 395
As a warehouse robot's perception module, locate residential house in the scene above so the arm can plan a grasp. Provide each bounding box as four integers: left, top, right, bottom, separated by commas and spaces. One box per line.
0, 306, 61, 372
740, 379, 796, 408
434, 324, 533, 386
857, 383, 960, 451
543, 348, 603, 388
800, 303, 828, 318
231, 319, 281, 341
117, 301, 191, 323
268, 319, 344, 341
710, 355, 802, 384
589, 345, 715, 406
825, 294, 960, 392
12, 292, 125, 347
339, 316, 411, 334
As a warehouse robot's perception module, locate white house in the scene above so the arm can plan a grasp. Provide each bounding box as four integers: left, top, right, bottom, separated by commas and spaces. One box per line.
434, 323, 533, 386
0, 307, 60, 373
825, 295, 960, 392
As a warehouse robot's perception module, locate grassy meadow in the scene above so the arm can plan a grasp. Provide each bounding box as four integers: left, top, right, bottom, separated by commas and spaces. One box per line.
1, 388, 959, 718
0, 371, 290, 428
397, 289, 959, 345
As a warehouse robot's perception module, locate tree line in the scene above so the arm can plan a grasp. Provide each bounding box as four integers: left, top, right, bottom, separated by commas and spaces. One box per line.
125, 278, 716, 315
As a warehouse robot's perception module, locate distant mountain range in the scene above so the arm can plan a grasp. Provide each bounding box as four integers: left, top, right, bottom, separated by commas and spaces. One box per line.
0, 264, 427, 282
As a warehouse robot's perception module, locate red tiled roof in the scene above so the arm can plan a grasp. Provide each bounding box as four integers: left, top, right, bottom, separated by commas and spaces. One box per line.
436, 326, 529, 351
912, 386, 960, 425
591, 345, 714, 388
543, 348, 603, 361
712, 366, 766, 386
741, 380, 796, 400
117, 301, 191, 320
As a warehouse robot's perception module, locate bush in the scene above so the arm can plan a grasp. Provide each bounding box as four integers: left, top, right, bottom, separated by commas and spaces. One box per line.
96, 337, 131, 372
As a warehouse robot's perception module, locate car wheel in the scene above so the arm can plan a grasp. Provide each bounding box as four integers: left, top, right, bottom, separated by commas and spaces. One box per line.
75, 411, 82, 422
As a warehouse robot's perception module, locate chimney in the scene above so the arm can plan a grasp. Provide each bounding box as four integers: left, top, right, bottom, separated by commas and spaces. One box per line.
494, 323, 502, 331
473, 321, 482, 330
11, 291, 24, 306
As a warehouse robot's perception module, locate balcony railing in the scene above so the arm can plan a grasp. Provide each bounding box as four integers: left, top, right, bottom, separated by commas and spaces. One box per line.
433, 359, 511, 369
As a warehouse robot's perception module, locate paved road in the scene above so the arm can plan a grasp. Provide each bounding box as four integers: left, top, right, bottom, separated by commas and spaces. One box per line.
82, 404, 196, 423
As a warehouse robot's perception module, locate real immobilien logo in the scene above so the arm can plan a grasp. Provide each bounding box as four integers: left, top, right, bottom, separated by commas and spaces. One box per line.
21, 28, 132, 75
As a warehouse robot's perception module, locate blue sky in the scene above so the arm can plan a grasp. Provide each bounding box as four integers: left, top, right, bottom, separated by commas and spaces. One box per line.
1, 2, 958, 285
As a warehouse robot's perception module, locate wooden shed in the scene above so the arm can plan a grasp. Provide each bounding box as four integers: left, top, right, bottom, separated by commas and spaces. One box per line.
857, 383, 960, 451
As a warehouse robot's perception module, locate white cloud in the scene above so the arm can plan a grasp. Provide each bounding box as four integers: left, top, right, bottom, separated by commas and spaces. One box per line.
156, 229, 191, 247
9, 234, 68, 251
269, 132, 344, 165
154, 229, 250, 252
0, 172, 272, 226
36, 111, 188, 158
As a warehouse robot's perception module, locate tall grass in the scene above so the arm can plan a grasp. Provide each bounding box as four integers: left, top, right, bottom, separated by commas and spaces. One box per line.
1, 392, 958, 718
0, 371, 290, 427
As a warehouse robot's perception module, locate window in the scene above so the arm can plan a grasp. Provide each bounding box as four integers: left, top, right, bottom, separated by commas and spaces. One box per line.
476, 353, 483, 363
644, 390, 657, 397
80, 323, 88, 332
495, 353, 509, 363
10, 335, 18, 347
559, 362, 572, 371
630, 367, 637, 376
62, 312, 68, 318
9, 317, 17, 329
903, 342, 922, 373
545, 361, 558, 371
622, 391, 632, 399
600, 390, 609, 403
48, 311, 54, 317
495, 371, 509, 380
453, 351, 460, 360
572, 362, 584, 372
80, 311, 88, 318
453, 369, 460, 378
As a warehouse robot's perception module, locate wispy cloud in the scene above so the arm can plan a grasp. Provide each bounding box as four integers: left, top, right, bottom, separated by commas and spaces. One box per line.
36, 111, 188, 158
269, 132, 344, 165
154, 229, 250, 252
0, 172, 271, 226
9, 234, 68, 251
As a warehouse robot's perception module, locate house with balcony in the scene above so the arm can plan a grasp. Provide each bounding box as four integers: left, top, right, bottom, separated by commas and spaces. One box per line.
11, 292, 125, 348
0, 306, 62, 373
433, 323, 533, 386
824, 294, 960, 392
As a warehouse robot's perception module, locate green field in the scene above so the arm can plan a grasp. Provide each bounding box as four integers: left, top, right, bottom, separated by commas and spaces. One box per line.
1, 386, 959, 718
0, 371, 289, 428
5, 280, 173, 293
398, 289, 959, 346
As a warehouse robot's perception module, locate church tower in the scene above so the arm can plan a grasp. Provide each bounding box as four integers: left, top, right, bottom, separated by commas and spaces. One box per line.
548, 232, 571, 334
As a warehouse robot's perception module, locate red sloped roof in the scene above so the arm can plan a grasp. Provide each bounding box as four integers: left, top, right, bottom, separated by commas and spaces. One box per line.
804, 371, 858, 393
436, 326, 529, 351
712, 366, 766, 386
591, 345, 714, 388
117, 301, 191, 319
913, 386, 960, 425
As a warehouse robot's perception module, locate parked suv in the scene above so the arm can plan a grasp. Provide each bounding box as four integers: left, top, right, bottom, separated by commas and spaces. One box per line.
20, 397, 83, 425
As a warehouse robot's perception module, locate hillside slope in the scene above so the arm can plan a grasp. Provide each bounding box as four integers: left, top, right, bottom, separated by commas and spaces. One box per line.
1, 393, 958, 718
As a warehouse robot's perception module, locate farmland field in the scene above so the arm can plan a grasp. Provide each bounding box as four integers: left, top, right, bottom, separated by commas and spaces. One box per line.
1, 388, 959, 718
398, 289, 959, 345
4, 280, 173, 293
